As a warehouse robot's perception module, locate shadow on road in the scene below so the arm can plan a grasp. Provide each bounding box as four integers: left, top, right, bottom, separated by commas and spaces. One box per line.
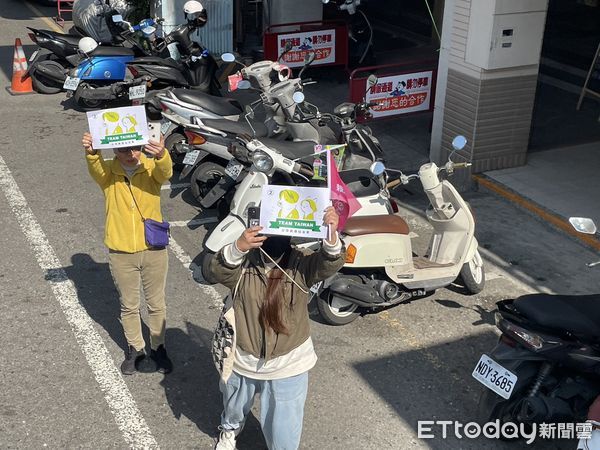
159, 322, 268, 449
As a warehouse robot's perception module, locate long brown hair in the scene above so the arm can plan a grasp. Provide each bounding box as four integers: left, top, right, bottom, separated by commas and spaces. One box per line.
260, 268, 288, 335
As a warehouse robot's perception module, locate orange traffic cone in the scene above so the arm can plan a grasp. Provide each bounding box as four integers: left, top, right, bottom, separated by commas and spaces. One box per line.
6, 38, 34, 95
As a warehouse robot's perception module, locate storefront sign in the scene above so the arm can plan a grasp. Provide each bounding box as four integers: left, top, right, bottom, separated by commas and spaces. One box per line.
277, 29, 336, 68
366, 71, 433, 118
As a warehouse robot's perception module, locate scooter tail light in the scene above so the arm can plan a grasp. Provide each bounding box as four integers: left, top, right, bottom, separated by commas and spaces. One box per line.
28, 33, 37, 43
346, 244, 357, 264
128, 66, 139, 78
505, 322, 544, 350
184, 130, 206, 145
389, 198, 399, 213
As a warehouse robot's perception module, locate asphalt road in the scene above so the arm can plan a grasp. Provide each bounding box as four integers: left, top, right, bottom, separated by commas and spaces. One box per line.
1, 2, 600, 449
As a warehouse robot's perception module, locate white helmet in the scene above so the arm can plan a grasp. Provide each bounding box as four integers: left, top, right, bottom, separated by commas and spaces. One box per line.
78, 37, 99, 54
184, 1, 204, 18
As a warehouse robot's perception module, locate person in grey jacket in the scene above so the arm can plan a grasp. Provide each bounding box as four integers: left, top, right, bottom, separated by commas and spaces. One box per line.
209, 206, 345, 450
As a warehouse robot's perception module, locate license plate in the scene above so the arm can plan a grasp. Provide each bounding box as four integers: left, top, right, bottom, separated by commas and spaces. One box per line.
29, 50, 39, 62
160, 120, 171, 135
472, 354, 518, 400
63, 76, 80, 91
225, 159, 243, 180
128, 84, 146, 100
182, 150, 201, 166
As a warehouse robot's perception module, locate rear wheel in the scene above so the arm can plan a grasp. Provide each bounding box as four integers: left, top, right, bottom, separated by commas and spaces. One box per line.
459, 249, 485, 294
164, 131, 187, 167
31, 59, 64, 94
316, 290, 360, 326
73, 84, 105, 110
190, 161, 227, 207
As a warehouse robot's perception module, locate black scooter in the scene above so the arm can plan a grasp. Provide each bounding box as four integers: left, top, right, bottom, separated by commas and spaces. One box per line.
474, 217, 600, 428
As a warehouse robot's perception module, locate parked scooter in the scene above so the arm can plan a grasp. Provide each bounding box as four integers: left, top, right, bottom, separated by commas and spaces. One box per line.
313, 135, 484, 325
26, 16, 158, 94
474, 216, 600, 432
198, 134, 393, 283
150, 54, 294, 165
177, 73, 382, 207
66, 0, 219, 109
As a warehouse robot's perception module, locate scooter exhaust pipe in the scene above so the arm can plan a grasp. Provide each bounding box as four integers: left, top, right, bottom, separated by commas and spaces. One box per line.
517, 396, 573, 423
329, 277, 410, 308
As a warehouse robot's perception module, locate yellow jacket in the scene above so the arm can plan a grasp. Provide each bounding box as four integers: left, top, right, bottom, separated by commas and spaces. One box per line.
86, 152, 173, 253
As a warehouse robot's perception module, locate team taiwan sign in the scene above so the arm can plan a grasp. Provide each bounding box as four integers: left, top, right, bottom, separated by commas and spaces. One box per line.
277, 29, 336, 68
366, 71, 434, 118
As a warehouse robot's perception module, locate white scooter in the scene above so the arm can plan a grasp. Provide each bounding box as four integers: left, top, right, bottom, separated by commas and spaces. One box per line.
199, 134, 393, 282
314, 136, 485, 325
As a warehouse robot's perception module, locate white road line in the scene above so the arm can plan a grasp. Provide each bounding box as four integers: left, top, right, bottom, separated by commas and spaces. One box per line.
169, 217, 218, 228
168, 237, 224, 308
161, 182, 190, 191
0, 156, 158, 449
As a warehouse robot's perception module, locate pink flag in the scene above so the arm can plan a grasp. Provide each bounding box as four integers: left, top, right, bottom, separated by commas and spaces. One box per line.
327, 149, 361, 230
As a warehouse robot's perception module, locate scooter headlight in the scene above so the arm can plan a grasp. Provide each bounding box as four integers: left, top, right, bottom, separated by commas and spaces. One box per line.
252, 151, 274, 173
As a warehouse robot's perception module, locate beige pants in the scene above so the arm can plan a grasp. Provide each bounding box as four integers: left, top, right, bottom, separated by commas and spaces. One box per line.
108, 249, 168, 351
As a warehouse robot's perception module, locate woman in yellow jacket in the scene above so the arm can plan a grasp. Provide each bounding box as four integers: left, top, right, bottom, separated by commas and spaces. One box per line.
82, 132, 174, 375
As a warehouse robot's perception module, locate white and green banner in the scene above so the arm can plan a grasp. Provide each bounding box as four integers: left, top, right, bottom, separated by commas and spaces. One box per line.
86, 105, 149, 149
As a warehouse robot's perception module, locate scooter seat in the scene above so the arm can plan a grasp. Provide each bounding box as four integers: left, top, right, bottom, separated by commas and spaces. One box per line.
344, 215, 410, 236
513, 293, 600, 338
92, 46, 135, 57
133, 56, 181, 68
202, 118, 268, 138
44, 30, 82, 46
259, 138, 317, 159
171, 88, 242, 116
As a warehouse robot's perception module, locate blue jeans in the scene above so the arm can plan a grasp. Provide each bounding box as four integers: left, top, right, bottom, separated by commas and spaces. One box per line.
219, 371, 309, 450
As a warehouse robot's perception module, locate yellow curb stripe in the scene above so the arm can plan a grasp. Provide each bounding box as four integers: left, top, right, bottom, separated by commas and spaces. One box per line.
473, 174, 600, 251
24, 0, 64, 33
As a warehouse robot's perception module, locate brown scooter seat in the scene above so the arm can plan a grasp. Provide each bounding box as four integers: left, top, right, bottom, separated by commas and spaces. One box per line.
344, 215, 410, 236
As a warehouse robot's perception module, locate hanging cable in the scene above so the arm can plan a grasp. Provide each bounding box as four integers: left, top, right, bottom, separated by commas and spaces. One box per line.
423, 0, 442, 44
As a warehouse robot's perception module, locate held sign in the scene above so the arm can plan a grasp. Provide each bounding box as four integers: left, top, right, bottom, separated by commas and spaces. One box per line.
366, 71, 433, 118
278, 29, 336, 68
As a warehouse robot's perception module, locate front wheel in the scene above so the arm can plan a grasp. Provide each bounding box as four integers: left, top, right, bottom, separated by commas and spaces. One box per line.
459, 249, 485, 294
316, 290, 360, 326
190, 161, 227, 207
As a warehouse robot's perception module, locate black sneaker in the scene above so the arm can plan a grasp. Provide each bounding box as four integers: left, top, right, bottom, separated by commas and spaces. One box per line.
120, 346, 145, 375
150, 345, 173, 374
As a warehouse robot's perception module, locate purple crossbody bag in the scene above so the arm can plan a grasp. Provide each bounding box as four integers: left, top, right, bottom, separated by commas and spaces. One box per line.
126, 178, 170, 248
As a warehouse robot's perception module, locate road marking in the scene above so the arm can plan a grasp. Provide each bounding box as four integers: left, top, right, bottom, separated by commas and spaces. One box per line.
23, 0, 64, 33
161, 182, 190, 191
168, 237, 223, 308
0, 155, 158, 449
473, 174, 600, 252
169, 217, 218, 228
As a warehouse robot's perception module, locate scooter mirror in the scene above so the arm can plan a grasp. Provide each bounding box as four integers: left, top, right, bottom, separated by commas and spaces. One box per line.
221, 53, 236, 63
112, 14, 124, 23
293, 92, 305, 104
245, 105, 255, 119
237, 80, 252, 90
367, 74, 378, 90
370, 161, 386, 176
452, 135, 467, 151
569, 217, 597, 235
